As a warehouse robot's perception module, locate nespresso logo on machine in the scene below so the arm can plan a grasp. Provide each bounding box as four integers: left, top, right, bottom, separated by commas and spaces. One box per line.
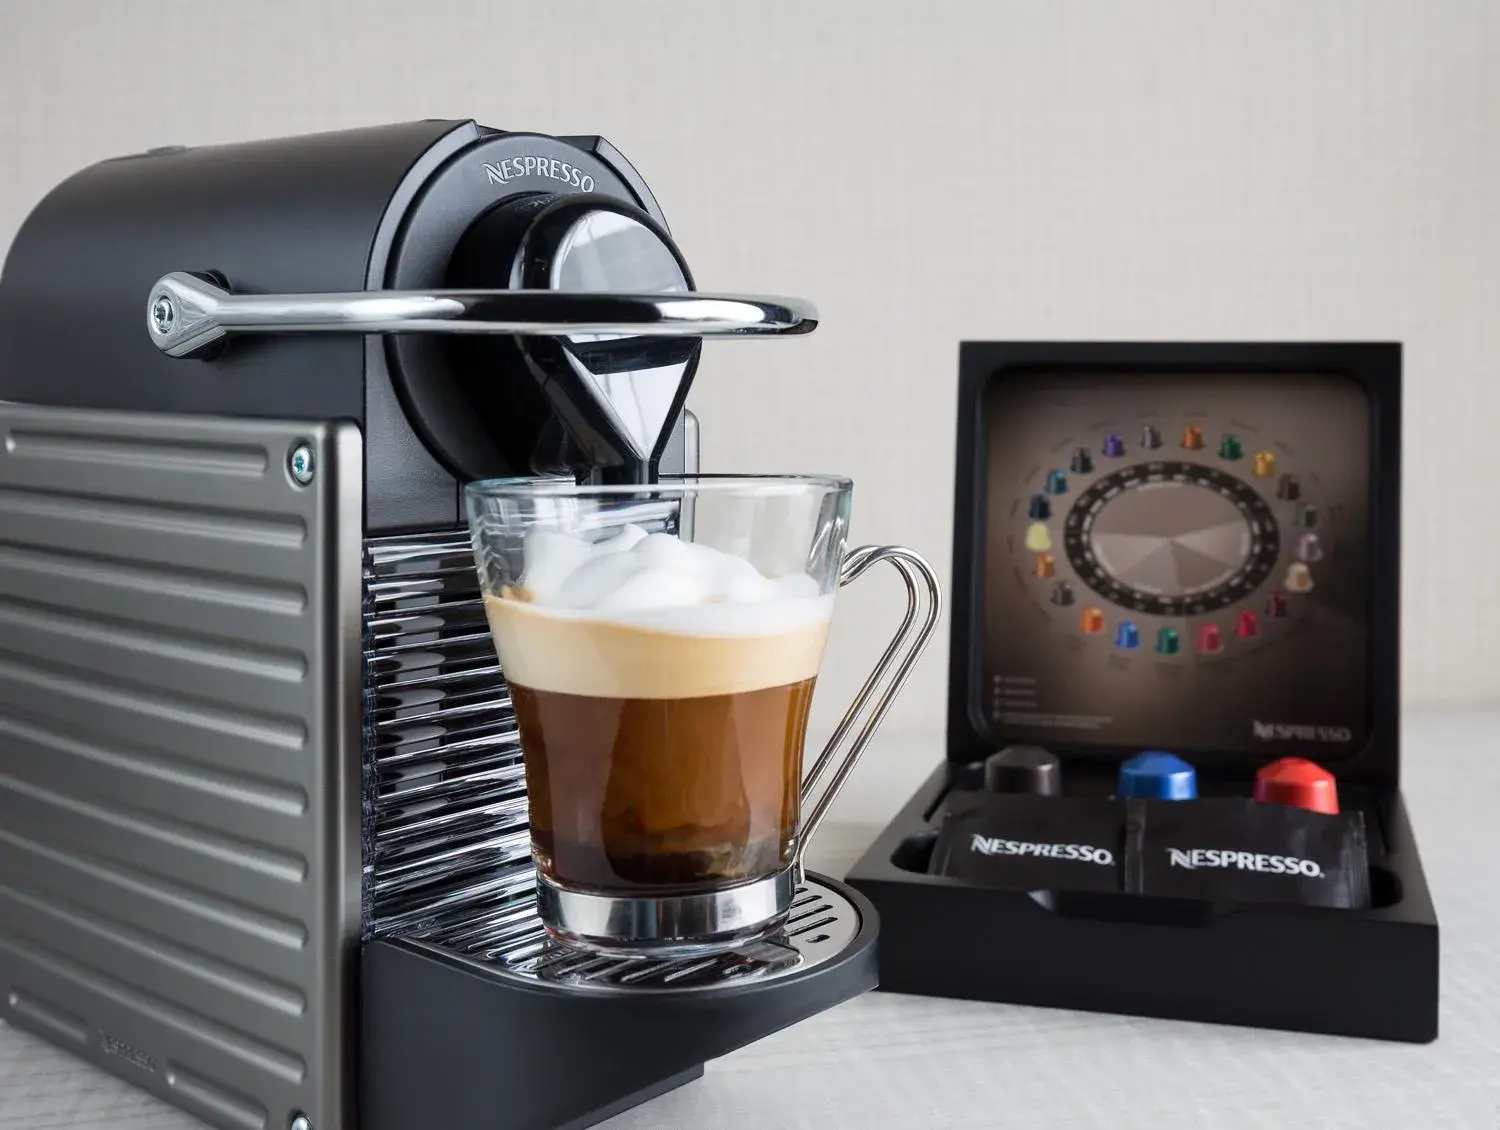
100, 1031, 157, 1074
1251, 720, 1354, 744
483, 156, 595, 191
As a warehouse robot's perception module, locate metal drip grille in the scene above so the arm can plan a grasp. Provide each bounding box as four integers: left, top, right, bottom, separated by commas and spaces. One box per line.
362, 530, 534, 941
444, 878, 861, 991
361, 528, 864, 989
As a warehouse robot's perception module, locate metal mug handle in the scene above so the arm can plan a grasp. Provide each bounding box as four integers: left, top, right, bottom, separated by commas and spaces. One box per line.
794, 545, 943, 880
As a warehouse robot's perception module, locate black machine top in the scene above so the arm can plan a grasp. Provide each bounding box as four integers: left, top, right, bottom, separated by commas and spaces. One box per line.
0, 119, 818, 486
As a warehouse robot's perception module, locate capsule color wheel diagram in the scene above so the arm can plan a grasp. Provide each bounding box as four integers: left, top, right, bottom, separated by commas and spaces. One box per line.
1010, 418, 1331, 664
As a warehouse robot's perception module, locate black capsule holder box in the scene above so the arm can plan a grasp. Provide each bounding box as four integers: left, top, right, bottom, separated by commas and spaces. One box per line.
846, 342, 1439, 1043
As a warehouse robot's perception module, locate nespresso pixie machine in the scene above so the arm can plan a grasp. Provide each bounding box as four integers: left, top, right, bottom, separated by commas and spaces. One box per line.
0, 120, 936, 1130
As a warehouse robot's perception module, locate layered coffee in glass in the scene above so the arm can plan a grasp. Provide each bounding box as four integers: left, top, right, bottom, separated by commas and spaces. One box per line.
467, 475, 933, 955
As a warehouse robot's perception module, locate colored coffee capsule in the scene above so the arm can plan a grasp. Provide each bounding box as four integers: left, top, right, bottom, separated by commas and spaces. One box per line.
1197, 623, 1224, 654
1218, 433, 1244, 460
1070, 447, 1095, 474
1050, 580, 1075, 605
1265, 590, 1291, 618
1045, 469, 1069, 495
984, 745, 1062, 797
1118, 751, 1198, 800
1296, 532, 1324, 563
1296, 502, 1319, 529
1284, 562, 1314, 593
1252, 450, 1277, 477
1140, 424, 1163, 450
1236, 611, 1260, 639
1101, 433, 1125, 459
1155, 627, 1181, 654
1277, 473, 1301, 501
1080, 607, 1105, 634
1028, 493, 1052, 521
1114, 620, 1141, 650
1025, 522, 1053, 553
1254, 757, 1339, 815
1035, 553, 1056, 579
1181, 424, 1205, 450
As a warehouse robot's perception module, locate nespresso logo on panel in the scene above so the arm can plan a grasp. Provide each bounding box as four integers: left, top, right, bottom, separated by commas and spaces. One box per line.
483, 156, 595, 191
99, 1032, 156, 1073
968, 834, 1114, 866
1167, 847, 1325, 878
1251, 719, 1354, 744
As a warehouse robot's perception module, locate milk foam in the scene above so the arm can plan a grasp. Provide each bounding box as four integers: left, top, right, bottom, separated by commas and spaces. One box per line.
485, 524, 834, 699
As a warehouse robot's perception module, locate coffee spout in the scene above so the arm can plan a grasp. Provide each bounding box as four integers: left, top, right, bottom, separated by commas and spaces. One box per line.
506, 200, 703, 487
533, 331, 701, 487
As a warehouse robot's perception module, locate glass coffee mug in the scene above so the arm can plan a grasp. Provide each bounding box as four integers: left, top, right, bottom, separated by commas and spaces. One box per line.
465, 474, 939, 956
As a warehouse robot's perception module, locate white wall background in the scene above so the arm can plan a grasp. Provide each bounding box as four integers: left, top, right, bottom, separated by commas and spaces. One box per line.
1, 0, 1497, 735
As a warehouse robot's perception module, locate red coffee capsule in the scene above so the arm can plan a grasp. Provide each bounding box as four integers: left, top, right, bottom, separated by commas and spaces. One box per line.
1254, 757, 1339, 815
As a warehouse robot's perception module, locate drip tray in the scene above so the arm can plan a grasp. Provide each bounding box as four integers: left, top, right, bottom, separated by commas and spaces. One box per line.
474, 879, 858, 991
361, 873, 878, 1130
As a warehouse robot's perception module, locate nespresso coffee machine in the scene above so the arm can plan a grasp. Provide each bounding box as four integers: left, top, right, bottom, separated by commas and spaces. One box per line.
0, 120, 902, 1130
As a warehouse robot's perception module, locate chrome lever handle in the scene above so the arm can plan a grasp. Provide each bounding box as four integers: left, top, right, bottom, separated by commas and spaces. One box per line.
146, 272, 820, 358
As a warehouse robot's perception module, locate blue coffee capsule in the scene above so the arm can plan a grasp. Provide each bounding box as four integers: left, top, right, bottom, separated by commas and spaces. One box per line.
1028, 493, 1052, 521
1118, 751, 1198, 800
1045, 469, 1069, 495
1114, 620, 1140, 650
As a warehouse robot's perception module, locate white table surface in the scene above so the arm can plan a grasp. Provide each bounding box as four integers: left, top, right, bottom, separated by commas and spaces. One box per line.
3, 710, 1497, 1129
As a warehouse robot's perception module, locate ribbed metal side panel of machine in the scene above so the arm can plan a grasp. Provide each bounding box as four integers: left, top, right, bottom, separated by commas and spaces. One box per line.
0, 406, 363, 1130
361, 532, 535, 942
